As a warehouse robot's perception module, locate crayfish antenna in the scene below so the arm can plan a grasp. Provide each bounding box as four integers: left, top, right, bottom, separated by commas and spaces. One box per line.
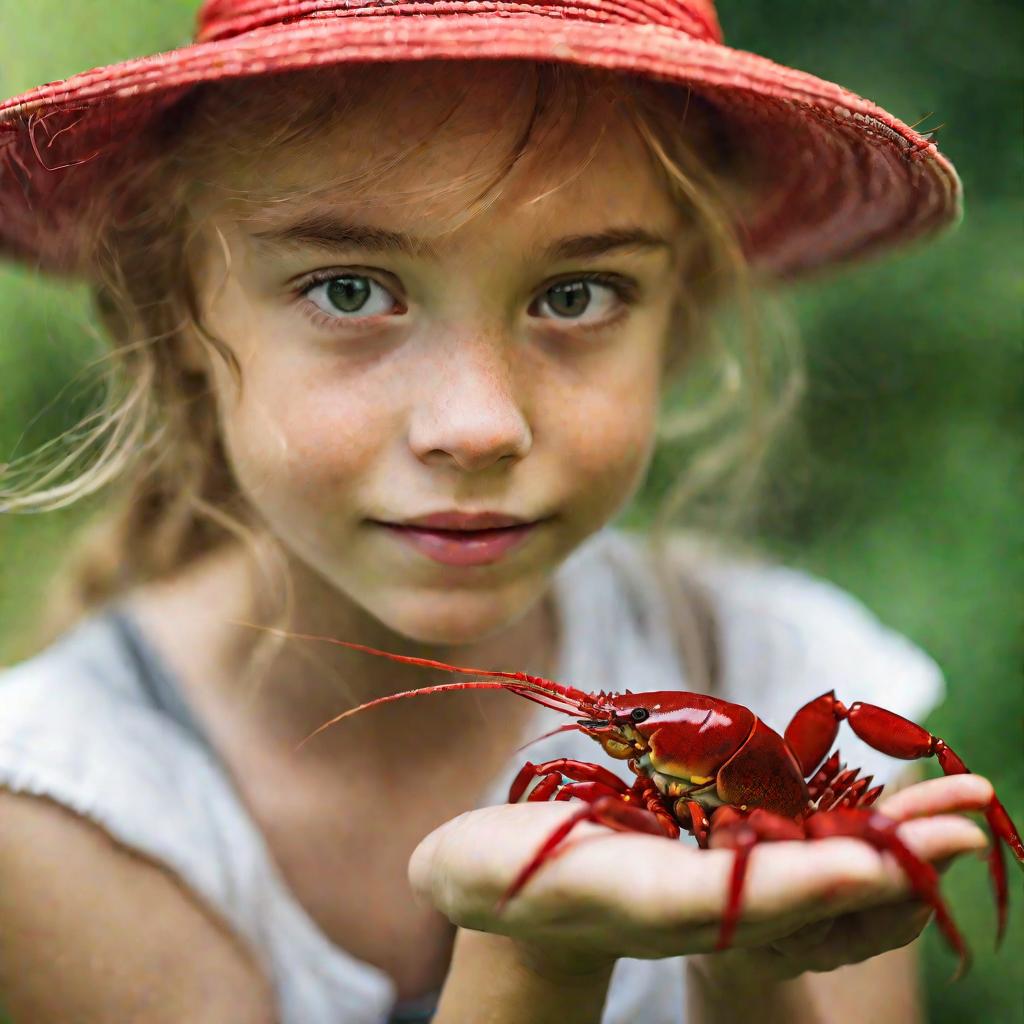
294, 680, 517, 751
230, 620, 600, 711
228, 621, 608, 749
294, 679, 591, 752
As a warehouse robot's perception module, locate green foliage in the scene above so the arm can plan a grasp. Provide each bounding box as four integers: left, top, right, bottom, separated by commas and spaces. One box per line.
0, 2, 1020, 1020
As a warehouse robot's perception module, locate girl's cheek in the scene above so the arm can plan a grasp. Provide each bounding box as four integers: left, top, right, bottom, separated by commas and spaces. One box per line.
569, 404, 659, 523
219, 361, 393, 516
555, 350, 663, 488
196, 279, 383, 519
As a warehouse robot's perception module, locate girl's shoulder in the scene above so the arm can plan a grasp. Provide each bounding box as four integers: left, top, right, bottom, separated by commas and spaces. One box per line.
0, 612, 271, 946
0, 610, 210, 775
0, 611, 413, 1022
0, 610, 244, 864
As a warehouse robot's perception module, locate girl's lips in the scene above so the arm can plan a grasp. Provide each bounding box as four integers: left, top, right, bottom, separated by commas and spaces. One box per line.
377, 521, 540, 566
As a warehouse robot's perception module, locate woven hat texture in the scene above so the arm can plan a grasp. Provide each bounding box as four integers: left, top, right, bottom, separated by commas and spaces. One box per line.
0, 0, 962, 278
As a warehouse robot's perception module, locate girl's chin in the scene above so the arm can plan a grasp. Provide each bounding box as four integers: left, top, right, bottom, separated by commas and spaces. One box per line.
368, 609, 521, 648
359, 587, 544, 649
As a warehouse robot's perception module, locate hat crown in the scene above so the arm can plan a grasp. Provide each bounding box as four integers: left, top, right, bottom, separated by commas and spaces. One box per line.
196, 0, 723, 45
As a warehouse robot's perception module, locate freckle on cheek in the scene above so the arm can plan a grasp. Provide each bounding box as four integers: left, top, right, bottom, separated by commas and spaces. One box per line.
273, 405, 383, 493
573, 411, 654, 471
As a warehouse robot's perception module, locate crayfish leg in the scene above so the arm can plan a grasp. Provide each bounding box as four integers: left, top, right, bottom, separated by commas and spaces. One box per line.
496, 795, 674, 912
508, 758, 629, 804
789, 694, 1024, 947
680, 799, 711, 849
707, 808, 805, 952
845, 701, 1023, 944
805, 808, 971, 981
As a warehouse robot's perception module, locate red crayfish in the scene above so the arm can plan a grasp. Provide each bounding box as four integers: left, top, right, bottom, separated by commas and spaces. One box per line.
298, 636, 1024, 976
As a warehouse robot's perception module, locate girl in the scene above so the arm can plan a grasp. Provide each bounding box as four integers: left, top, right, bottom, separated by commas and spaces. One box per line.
0, 3, 1009, 1023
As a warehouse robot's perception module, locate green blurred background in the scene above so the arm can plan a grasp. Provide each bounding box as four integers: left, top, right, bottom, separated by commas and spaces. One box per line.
0, 1, 1020, 1020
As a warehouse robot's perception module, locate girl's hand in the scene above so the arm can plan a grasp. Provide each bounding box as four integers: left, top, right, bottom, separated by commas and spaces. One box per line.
409, 774, 992, 981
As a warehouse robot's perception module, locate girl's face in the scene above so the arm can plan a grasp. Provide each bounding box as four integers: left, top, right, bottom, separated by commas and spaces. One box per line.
194, 63, 691, 645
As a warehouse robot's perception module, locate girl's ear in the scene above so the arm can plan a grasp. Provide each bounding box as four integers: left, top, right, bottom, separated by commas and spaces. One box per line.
177, 321, 212, 377
178, 224, 236, 380
174, 275, 221, 380
176, 313, 242, 394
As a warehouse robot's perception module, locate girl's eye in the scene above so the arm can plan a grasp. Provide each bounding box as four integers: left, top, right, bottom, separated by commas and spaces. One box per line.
530, 276, 633, 325
303, 274, 399, 320
297, 271, 636, 328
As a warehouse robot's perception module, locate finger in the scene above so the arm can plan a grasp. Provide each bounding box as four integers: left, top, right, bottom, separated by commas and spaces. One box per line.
868, 898, 935, 947
884, 813, 988, 862
669, 813, 985, 951
806, 815, 988, 913
876, 774, 994, 821
767, 915, 835, 956
411, 803, 702, 922
699, 814, 986, 921
409, 803, 640, 917
409, 801, 812, 928
769, 898, 933, 972
408, 803, 985, 945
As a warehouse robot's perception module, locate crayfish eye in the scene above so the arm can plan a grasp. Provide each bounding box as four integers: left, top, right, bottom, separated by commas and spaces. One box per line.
630, 708, 650, 723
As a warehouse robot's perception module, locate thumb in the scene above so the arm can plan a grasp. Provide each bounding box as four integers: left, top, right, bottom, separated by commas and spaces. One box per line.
408, 825, 444, 904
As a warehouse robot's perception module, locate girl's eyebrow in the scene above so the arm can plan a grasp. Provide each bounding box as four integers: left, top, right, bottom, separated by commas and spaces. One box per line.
246, 214, 674, 262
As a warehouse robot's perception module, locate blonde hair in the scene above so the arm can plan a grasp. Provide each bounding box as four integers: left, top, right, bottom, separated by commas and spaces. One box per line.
1, 59, 802, 687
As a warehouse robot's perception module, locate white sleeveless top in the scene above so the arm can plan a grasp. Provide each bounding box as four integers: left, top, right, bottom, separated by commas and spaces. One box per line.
0, 529, 943, 1024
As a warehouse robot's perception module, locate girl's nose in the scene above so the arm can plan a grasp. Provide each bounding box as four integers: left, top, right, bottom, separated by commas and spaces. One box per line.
408, 338, 532, 472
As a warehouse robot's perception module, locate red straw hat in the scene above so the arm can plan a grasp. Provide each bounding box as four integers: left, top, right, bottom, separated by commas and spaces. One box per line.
0, 0, 961, 280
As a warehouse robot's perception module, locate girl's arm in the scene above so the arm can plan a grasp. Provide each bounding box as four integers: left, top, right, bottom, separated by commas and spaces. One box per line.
433, 916, 922, 1024
434, 886, 924, 1024
434, 928, 614, 1024
0, 790, 277, 1024
686, 941, 921, 1024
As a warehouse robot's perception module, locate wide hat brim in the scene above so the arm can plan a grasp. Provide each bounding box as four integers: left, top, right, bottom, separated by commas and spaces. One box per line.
0, 14, 962, 280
